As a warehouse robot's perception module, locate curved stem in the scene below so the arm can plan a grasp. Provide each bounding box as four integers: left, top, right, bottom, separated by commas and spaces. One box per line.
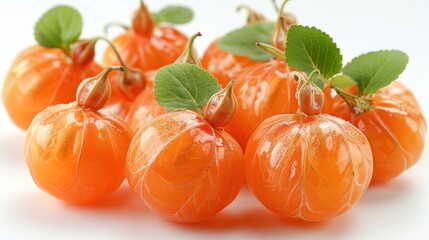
256, 42, 285, 60
93, 36, 127, 67
297, 70, 318, 93
334, 87, 358, 101
277, 0, 290, 18
184, 32, 201, 55
105, 66, 125, 74
271, 0, 279, 13
103, 22, 130, 35
306, 70, 319, 85
175, 32, 202, 66
236, 4, 265, 24
236, 4, 254, 13
333, 87, 360, 112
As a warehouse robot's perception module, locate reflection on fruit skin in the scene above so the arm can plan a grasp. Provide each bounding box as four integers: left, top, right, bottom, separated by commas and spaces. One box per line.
3, 46, 102, 130
245, 113, 373, 221
127, 110, 244, 223
25, 102, 132, 203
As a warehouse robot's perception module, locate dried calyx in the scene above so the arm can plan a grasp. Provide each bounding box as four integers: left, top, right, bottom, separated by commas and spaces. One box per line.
71, 36, 146, 101
132, 0, 154, 36
70, 39, 96, 65
271, 0, 297, 26
204, 81, 238, 127
271, 0, 295, 50
296, 71, 325, 116
77, 66, 125, 110
236, 4, 266, 24
175, 32, 202, 66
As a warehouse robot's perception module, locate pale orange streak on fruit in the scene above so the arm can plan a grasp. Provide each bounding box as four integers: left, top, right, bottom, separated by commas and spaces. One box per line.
348, 95, 426, 182
25, 103, 132, 203
245, 113, 373, 221
2, 46, 102, 130
229, 60, 297, 150
126, 111, 244, 223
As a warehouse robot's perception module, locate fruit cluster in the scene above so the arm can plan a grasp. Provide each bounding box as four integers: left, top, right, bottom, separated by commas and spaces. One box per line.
3, 0, 426, 223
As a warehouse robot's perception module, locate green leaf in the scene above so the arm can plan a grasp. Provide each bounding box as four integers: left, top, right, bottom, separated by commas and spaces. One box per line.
34, 5, 83, 52
152, 6, 193, 25
217, 21, 275, 61
154, 64, 221, 113
343, 50, 409, 96
330, 74, 356, 89
313, 77, 325, 90
285, 25, 343, 79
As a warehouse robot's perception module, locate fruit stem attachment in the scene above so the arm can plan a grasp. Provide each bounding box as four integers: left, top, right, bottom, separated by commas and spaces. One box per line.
296, 70, 325, 116
94, 36, 146, 101
175, 32, 202, 66
132, 0, 154, 36
334, 88, 373, 115
277, 0, 290, 18
103, 22, 130, 35
236, 4, 266, 24
204, 81, 238, 128
256, 42, 286, 60
271, 0, 292, 50
271, 0, 280, 13
76, 66, 125, 110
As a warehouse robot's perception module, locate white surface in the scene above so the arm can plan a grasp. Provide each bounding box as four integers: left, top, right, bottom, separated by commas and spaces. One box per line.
0, 0, 428, 239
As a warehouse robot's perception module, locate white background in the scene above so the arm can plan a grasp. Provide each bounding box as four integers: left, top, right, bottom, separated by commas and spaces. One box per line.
1, 0, 428, 239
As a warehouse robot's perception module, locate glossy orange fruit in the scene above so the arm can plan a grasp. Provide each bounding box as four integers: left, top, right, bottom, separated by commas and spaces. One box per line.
331, 93, 426, 182
228, 60, 298, 149
126, 110, 244, 222
378, 81, 421, 111
245, 112, 373, 221
24, 67, 132, 203
2, 46, 102, 130
102, 1, 188, 72
329, 81, 421, 117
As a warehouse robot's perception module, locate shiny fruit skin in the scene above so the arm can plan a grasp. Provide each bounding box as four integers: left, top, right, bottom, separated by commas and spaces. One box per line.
102, 27, 188, 72
378, 81, 421, 111
126, 110, 244, 223
201, 40, 262, 87
105, 70, 155, 119
229, 60, 298, 150
245, 113, 373, 221
25, 102, 132, 203
333, 95, 426, 182
2, 46, 102, 130
228, 59, 334, 150
125, 87, 165, 133
328, 81, 421, 117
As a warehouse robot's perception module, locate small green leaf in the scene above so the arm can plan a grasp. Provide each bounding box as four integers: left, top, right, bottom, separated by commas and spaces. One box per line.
330, 74, 356, 89
217, 21, 275, 61
343, 50, 409, 96
34, 5, 83, 52
154, 64, 221, 113
152, 6, 193, 25
285, 25, 343, 79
